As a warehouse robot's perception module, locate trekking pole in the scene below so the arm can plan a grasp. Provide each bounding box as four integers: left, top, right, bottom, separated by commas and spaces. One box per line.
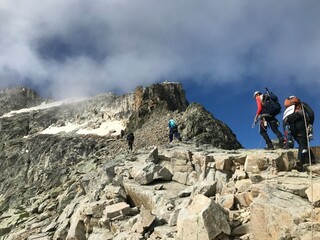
302, 104, 314, 239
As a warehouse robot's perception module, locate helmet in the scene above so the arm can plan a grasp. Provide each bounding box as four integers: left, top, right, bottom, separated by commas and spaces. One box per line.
288, 95, 296, 99
253, 91, 261, 98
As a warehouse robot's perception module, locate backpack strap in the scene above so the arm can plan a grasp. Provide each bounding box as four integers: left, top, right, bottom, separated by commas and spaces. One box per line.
283, 105, 295, 120
260, 113, 273, 118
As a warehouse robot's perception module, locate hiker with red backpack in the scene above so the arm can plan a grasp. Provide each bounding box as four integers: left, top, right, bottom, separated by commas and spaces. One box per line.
252, 88, 285, 149
283, 96, 315, 171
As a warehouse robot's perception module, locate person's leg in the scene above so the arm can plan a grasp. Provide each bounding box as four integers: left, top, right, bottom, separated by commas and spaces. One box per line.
293, 121, 308, 163
269, 119, 284, 146
169, 129, 174, 142
259, 120, 273, 149
283, 123, 290, 148
286, 125, 295, 148
128, 141, 133, 150
295, 134, 308, 166
174, 130, 181, 141
290, 121, 309, 171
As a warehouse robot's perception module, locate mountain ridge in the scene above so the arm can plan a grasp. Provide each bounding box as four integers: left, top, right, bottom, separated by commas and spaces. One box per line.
0, 82, 242, 149
1, 82, 319, 240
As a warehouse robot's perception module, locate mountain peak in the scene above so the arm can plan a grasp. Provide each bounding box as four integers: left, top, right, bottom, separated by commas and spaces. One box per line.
0, 82, 242, 149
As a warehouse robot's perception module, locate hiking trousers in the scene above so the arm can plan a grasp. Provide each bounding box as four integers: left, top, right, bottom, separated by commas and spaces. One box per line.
290, 120, 314, 163
259, 117, 284, 145
128, 141, 134, 151
169, 128, 181, 142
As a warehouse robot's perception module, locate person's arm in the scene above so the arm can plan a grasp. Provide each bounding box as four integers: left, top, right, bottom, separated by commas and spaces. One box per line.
254, 97, 263, 122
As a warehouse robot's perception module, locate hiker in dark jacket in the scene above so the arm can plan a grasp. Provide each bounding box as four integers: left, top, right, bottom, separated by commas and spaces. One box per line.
283, 96, 315, 171
127, 132, 135, 151
253, 91, 284, 149
168, 118, 181, 143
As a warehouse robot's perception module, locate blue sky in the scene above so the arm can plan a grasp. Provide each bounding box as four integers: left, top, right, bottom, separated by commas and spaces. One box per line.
0, 0, 319, 149
184, 81, 320, 149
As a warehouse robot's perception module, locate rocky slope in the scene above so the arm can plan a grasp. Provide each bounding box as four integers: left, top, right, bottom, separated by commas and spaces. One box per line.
0, 82, 319, 240
0, 87, 43, 116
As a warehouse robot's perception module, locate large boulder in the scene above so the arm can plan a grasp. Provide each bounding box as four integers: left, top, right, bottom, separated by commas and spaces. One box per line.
176, 194, 231, 240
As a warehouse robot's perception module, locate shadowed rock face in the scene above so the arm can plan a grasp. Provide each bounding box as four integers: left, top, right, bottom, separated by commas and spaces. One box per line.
0, 87, 43, 116
0, 134, 109, 213
126, 83, 189, 130
180, 103, 242, 149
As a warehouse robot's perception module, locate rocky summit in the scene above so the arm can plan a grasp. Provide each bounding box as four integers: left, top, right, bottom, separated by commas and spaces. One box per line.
0, 83, 320, 240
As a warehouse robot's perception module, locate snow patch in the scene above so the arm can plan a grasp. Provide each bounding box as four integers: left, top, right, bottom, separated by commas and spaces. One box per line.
76, 120, 125, 136
40, 120, 125, 136
1, 97, 88, 118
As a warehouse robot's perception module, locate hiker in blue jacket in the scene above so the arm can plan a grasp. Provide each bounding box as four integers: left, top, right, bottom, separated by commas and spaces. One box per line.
168, 118, 181, 143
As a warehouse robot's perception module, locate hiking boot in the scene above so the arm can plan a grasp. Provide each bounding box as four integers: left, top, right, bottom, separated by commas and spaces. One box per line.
295, 161, 304, 172
264, 143, 274, 150
264, 145, 274, 150
287, 140, 294, 148
278, 139, 285, 148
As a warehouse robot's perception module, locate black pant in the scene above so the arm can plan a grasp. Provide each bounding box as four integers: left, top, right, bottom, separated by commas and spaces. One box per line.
169, 127, 181, 142
128, 141, 133, 150
259, 117, 284, 145
289, 120, 314, 163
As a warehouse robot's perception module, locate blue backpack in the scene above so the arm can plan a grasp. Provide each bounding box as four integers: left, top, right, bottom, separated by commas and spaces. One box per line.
263, 89, 281, 117
168, 119, 177, 129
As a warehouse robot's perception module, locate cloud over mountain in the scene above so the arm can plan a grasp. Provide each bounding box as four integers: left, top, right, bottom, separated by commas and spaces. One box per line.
1, 0, 319, 98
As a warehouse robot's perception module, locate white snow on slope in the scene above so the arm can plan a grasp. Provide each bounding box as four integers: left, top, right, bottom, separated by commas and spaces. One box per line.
41, 120, 125, 136
1, 97, 87, 118
1, 97, 126, 136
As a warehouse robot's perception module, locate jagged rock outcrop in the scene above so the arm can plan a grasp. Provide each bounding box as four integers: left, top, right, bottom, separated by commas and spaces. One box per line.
0, 82, 319, 240
179, 103, 241, 149
127, 82, 242, 149
0, 86, 43, 116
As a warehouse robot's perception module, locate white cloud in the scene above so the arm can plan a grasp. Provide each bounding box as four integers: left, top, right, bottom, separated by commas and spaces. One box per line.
0, 0, 319, 98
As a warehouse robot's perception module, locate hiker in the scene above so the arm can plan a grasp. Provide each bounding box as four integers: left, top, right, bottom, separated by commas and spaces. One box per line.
283, 96, 315, 171
120, 129, 125, 138
117, 129, 125, 139
126, 132, 135, 151
252, 89, 284, 149
168, 118, 181, 143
